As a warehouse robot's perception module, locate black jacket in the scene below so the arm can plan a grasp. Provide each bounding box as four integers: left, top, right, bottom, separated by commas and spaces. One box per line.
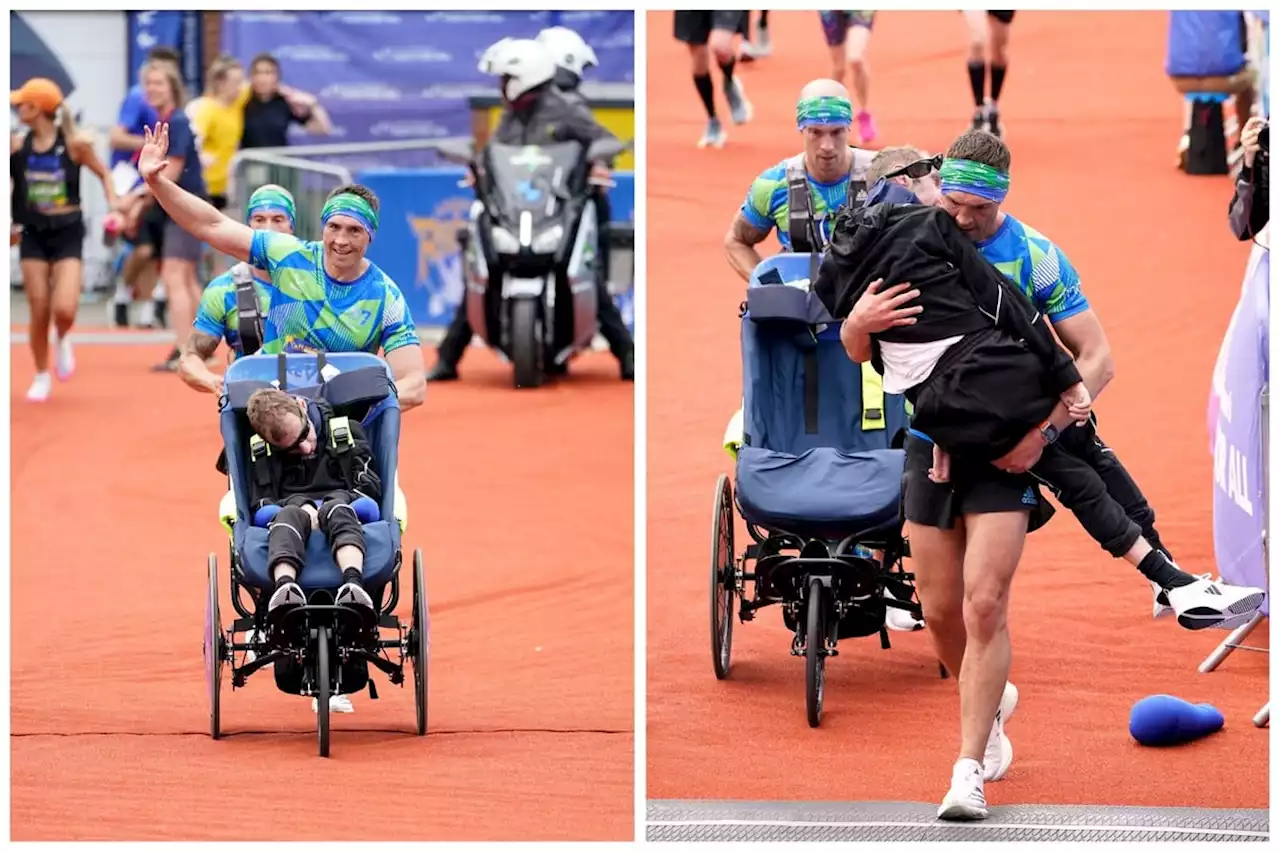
492, 85, 614, 149
814, 202, 1081, 394
249, 399, 383, 510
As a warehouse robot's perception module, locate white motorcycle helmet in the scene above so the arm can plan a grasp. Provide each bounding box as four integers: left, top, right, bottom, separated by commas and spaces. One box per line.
535, 26, 598, 78
478, 37, 557, 103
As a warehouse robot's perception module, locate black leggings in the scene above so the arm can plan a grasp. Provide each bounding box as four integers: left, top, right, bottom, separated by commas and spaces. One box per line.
267, 491, 366, 577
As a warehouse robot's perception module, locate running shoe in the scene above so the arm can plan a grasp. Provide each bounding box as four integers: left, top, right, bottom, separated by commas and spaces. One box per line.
336, 581, 375, 613
725, 78, 753, 125
313, 694, 355, 714
983, 681, 1019, 782
971, 106, 988, 132
698, 118, 727, 148
268, 581, 306, 612
937, 758, 988, 821
856, 110, 878, 145
26, 372, 52, 402
55, 335, 75, 381
883, 588, 924, 631
1163, 575, 1266, 630
986, 103, 1003, 138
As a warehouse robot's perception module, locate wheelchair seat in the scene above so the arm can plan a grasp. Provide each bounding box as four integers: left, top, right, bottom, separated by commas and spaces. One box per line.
735, 253, 911, 538
219, 352, 403, 593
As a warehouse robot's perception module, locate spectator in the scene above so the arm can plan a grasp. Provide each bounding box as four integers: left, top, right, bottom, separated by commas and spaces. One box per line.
189, 55, 250, 213
1229, 116, 1269, 241
240, 53, 332, 150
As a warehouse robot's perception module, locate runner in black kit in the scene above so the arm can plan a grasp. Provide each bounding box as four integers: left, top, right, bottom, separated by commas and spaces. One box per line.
10, 78, 120, 402
673, 11, 754, 148
962, 11, 1015, 137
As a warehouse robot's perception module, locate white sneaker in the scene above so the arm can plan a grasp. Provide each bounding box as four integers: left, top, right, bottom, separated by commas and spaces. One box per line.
982, 682, 1019, 782
313, 694, 355, 714
883, 588, 925, 631
55, 336, 75, 381
26, 372, 52, 402
1165, 575, 1267, 630
937, 757, 988, 821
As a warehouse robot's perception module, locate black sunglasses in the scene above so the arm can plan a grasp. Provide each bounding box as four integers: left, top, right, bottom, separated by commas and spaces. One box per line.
279, 402, 313, 453
884, 155, 943, 180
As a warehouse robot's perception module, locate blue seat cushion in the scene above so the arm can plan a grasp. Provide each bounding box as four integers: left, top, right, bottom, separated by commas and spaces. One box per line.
236, 520, 399, 592
735, 446, 904, 533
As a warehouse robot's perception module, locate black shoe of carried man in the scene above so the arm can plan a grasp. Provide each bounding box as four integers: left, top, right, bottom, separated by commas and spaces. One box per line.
268, 580, 306, 621
426, 361, 458, 381
336, 579, 377, 628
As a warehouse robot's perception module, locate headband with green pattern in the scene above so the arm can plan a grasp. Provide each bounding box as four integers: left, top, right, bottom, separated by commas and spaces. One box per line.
321, 192, 379, 239
246, 184, 296, 227
796, 95, 853, 129
938, 157, 1010, 203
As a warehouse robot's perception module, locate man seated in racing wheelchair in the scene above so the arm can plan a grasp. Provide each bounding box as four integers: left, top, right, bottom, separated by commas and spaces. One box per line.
245, 387, 381, 621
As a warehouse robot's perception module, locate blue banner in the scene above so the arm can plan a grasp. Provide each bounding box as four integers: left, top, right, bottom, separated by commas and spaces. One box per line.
126, 11, 203, 95
353, 167, 634, 331
219, 11, 633, 148
1208, 243, 1269, 614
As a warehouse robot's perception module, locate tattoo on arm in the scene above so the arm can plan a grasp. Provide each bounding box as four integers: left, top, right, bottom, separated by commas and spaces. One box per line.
183, 331, 222, 361
731, 214, 770, 247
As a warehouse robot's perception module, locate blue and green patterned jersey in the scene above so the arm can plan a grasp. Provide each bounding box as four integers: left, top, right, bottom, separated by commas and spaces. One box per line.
198, 230, 419, 357
739, 150, 875, 250
976, 213, 1089, 322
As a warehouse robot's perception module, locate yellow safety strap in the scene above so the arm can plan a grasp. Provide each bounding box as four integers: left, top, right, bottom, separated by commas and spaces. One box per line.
860, 362, 885, 431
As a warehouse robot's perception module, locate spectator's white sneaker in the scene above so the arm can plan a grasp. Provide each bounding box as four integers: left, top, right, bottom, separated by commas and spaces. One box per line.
26, 372, 52, 402
55, 336, 75, 381
313, 695, 355, 714
983, 682, 1019, 782
938, 758, 988, 821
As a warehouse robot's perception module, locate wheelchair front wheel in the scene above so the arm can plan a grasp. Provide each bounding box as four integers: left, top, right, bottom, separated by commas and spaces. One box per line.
709, 474, 735, 680
805, 576, 826, 728
316, 624, 331, 758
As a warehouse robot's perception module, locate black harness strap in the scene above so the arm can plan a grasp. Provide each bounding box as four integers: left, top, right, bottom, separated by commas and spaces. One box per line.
230, 263, 265, 357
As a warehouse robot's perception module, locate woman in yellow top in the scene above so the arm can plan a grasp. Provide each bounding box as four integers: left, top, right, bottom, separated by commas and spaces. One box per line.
188, 55, 252, 212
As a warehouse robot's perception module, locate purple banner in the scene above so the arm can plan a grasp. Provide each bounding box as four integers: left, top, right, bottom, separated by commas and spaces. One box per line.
1208, 243, 1269, 614
220, 10, 633, 155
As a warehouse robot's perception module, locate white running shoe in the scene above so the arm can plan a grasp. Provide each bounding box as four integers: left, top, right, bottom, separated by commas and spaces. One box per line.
268, 581, 306, 611
982, 682, 1019, 782
1165, 575, 1267, 630
937, 757, 988, 821
313, 694, 355, 714
55, 335, 75, 381
335, 581, 375, 612
698, 118, 726, 148
883, 588, 925, 632
26, 372, 52, 402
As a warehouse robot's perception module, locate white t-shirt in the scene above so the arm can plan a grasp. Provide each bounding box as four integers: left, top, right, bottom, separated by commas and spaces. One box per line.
879, 336, 964, 394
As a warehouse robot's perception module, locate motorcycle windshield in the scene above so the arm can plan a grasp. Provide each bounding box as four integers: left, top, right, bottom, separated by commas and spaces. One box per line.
484, 141, 585, 229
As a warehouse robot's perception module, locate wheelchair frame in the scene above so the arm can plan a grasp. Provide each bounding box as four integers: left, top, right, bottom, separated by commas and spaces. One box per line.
201, 353, 429, 758
709, 472, 938, 727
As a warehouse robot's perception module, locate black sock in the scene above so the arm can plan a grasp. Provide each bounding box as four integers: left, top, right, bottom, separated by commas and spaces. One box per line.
989, 63, 1007, 102
693, 73, 716, 119
1137, 549, 1194, 590
758, 11, 768, 28
719, 58, 737, 89
967, 60, 986, 106
275, 573, 295, 588
341, 567, 363, 586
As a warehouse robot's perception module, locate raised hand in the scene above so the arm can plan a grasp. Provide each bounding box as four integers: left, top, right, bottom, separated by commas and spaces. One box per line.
137, 123, 171, 183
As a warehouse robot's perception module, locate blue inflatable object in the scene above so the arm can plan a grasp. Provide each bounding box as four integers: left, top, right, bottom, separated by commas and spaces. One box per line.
251, 496, 382, 528
1166, 11, 1247, 78
1130, 694, 1225, 746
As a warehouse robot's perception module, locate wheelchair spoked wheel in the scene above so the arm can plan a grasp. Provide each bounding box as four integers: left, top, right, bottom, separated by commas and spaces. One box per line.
204, 553, 223, 740
709, 474, 735, 680
316, 624, 332, 758
805, 576, 826, 728
410, 548, 430, 736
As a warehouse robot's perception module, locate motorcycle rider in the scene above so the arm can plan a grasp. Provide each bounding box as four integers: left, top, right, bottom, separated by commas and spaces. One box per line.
427, 36, 634, 382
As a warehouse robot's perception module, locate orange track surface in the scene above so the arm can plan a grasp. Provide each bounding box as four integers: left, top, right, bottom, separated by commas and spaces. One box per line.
646, 11, 1267, 808
11, 346, 634, 840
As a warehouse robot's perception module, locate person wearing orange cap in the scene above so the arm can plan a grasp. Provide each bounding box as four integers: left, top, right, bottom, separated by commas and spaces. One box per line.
10, 77, 120, 402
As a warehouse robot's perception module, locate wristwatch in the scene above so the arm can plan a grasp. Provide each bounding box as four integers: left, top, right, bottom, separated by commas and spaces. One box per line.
1038, 420, 1060, 445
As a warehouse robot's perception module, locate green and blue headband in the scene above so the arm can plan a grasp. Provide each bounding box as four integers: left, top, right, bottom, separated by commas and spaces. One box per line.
938, 158, 1010, 203
321, 192, 379, 240
246, 185, 296, 227
796, 95, 853, 130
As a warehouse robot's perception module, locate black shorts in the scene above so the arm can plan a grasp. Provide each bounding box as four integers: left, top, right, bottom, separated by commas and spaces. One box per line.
674, 10, 749, 45
127, 203, 167, 254
18, 220, 85, 263
901, 431, 1056, 531
987, 11, 1016, 24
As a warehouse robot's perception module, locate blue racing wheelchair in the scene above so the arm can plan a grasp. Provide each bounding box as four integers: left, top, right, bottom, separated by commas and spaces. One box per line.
712, 254, 941, 727
204, 352, 429, 757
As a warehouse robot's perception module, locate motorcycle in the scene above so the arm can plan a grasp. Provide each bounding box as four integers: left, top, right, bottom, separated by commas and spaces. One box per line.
432, 136, 630, 388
